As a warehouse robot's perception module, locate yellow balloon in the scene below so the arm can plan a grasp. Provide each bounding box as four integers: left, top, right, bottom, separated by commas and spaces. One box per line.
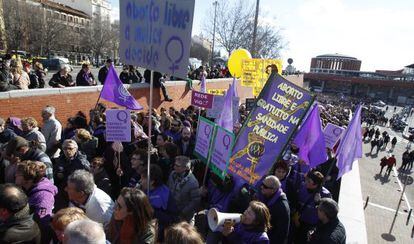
228, 49, 252, 78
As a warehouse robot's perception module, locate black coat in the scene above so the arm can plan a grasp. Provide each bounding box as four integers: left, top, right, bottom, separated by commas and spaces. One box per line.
268, 194, 290, 244
308, 218, 346, 244
175, 139, 196, 158
48, 72, 74, 87
98, 66, 109, 84
54, 151, 90, 188
144, 69, 163, 88
0, 207, 41, 244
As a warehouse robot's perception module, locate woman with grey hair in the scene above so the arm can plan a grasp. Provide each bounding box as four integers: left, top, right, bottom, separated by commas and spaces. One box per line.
48, 64, 75, 88
53, 139, 90, 191
308, 198, 346, 244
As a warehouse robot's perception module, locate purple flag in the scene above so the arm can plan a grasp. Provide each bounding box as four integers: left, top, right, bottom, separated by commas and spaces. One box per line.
200, 74, 207, 93
216, 81, 235, 131
100, 65, 143, 110
336, 105, 362, 179
293, 104, 327, 167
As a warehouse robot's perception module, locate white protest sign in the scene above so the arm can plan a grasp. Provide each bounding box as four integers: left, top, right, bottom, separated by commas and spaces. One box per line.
207, 95, 239, 119
120, 0, 195, 79
323, 123, 345, 149
106, 109, 132, 142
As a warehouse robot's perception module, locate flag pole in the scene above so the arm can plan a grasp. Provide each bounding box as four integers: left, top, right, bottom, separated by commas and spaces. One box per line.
147, 70, 154, 196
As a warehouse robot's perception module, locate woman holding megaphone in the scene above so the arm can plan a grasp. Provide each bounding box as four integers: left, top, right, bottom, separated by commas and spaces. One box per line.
222, 201, 271, 244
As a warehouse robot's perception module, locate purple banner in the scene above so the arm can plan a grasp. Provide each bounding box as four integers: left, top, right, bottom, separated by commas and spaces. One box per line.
191, 90, 214, 109
106, 109, 132, 142
210, 126, 235, 180
194, 117, 216, 162
229, 74, 313, 185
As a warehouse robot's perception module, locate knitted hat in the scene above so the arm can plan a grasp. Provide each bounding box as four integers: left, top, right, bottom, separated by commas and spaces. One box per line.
5, 136, 29, 156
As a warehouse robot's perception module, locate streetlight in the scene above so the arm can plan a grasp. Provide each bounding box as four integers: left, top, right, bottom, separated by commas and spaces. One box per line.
251, 0, 260, 57
211, 0, 218, 68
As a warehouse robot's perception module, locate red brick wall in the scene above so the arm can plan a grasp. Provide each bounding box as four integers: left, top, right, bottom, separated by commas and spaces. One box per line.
0, 79, 253, 124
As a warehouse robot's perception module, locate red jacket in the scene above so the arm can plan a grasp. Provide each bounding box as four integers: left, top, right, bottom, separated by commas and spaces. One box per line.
387, 157, 396, 167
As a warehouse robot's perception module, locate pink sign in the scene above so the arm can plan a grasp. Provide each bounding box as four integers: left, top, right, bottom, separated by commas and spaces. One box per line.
191, 90, 214, 109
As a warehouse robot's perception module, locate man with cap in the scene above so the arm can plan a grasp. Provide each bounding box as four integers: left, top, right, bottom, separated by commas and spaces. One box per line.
307, 198, 346, 244
257, 175, 290, 244
98, 59, 112, 85
293, 170, 331, 244
4, 136, 53, 183
0, 183, 41, 243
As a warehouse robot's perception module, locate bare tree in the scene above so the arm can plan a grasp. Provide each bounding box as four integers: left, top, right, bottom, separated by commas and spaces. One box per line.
203, 0, 284, 58
190, 42, 210, 64
0, 0, 7, 51
2, 0, 31, 52
87, 15, 113, 66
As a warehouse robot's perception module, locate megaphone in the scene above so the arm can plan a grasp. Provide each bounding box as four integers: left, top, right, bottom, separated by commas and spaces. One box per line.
207, 208, 242, 232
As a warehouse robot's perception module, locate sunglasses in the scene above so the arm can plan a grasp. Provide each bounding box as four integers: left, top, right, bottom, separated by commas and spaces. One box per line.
261, 183, 274, 190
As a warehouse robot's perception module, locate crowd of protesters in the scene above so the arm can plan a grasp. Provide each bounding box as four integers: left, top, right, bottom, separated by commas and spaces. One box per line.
0, 98, 350, 243
1, 54, 231, 97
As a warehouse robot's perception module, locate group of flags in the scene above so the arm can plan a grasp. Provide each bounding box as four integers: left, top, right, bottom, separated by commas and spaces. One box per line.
100, 66, 362, 180
292, 102, 362, 179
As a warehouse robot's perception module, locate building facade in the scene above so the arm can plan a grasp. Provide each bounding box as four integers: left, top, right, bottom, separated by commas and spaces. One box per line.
49, 0, 111, 22
305, 54, 414, 104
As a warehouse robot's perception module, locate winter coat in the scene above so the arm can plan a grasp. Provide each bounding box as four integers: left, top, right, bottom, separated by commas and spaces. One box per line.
54, 151, 90, 188
12, 71, 30, 89
0, 127, 16, 144
0, 205, 41, 244
76, 69, 96, 86
94, 169, 112, 196
257, 189, 290, 244
167, 170, 200, 221
48, 72, 75, 87
308, 218, 346, 244
98, 66, 109, 84
20, 148, 54, 183
22, 128, 47, 152
27, 177, 58, 226
34, 69, 46, 88
107, 217, 156, 244
79, 137, 98, 161
175, 138, 196, 158
225, 223, 269, 244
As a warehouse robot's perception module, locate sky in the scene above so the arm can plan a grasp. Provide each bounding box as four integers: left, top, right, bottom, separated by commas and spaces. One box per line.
110, 0, 414, 72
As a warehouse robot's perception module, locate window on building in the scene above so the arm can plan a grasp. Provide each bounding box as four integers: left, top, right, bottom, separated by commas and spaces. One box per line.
62, 14, 67, 21
47, 11, 52, 17
54, 12, 60, 18
69, 16, 73, 22
81, 19, 84, 24
75, 17, 78, 23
